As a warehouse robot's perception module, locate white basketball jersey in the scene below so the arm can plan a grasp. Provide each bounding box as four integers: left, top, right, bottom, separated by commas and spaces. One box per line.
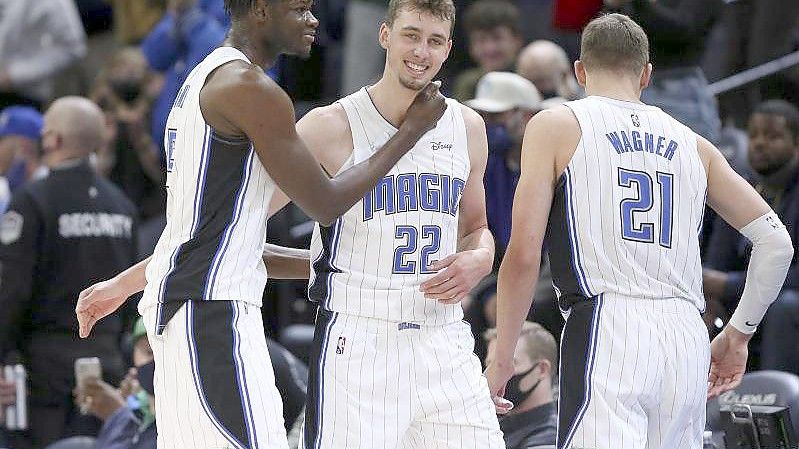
140, 47, 276, 331
551, 96, 706, 311
308, 88, 470, 325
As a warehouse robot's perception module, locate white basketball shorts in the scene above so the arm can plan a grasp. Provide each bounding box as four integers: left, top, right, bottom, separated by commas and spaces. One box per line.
142, 300, 289, 449
300, 308, 504, 449
558, 295, 710, 449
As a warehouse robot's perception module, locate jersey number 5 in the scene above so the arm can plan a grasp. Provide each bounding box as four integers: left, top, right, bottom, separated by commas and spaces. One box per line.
618, 167, 674, 248
393, 225, 442, 274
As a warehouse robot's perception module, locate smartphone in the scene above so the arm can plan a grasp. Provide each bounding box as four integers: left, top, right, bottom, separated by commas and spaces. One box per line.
74, 357, 102, 415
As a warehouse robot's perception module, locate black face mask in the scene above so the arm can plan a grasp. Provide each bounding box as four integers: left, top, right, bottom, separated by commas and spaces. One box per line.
137, 360, 155, 396
110, 78, 142, 103
504, 362, 541, 406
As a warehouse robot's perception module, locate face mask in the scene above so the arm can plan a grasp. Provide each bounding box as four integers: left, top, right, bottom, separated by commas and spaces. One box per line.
485, 122, 513, 156
132, 360, 156, 427
137, 359, 155, 396
504, 362, 541, 406
110, 78, 142, 103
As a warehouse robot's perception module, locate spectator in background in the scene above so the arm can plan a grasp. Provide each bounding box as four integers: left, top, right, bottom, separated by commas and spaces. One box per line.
91, 48, 165, 255
604, 0, 724, 143
464, 72, 561, 358
0, 0, 87, 109
340, 0, 386, 95
0, 374, 14, 448
106, 0, 167, 45
704, 100, 799, 373
73, 318, 156, 449
484, 322, 558, 449
0, 97, 138, 448
516, 40, 581, 103
141, 0, 228, 156
466, 72, 541, 257
453, 0, 523, 102
0, 106, 43, 213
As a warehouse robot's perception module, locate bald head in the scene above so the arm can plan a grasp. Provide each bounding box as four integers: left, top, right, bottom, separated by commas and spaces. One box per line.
43, 96, 105, 155
516, 40, 572, 99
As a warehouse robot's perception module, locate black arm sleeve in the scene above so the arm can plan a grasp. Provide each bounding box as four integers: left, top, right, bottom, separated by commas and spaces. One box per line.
0, 191, 40, 358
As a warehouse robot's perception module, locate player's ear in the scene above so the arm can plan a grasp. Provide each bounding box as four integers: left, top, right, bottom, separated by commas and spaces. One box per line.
379, 22, 390, 50
639, 62, 653, 91
537, 359, 552, 379
574, 60, 587, 88
443, 38, 453, 60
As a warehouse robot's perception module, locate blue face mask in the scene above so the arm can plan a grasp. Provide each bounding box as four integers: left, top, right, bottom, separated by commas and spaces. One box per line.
485, 122, 513, 156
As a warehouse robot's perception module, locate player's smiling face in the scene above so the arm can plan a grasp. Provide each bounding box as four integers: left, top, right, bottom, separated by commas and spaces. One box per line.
266, 0, 319, 58
380, 8, 452, 91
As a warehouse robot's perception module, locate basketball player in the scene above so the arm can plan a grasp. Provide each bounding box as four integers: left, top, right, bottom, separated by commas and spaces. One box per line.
485, 13, 793, 449
74, 1, 447, 448
262, 1, 507, 447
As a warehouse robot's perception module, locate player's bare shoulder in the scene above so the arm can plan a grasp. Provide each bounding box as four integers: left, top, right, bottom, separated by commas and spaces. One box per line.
521, 105, 581, 178
296, 102, 353, 174
459, 103, 488, 166
200, 60, 293, 137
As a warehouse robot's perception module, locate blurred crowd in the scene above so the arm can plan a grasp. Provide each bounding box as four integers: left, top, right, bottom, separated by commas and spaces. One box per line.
0, 0, 797, 448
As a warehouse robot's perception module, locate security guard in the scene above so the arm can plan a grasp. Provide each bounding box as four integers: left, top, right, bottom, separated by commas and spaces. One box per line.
0, 97, 138, 448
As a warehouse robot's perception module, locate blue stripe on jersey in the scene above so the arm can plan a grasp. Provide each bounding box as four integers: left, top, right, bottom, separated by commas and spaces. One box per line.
231, 302, 259, 449
564, 167, 593, 297
560, 294, 604, 449
185, 301, 249, 449
204, 147, 256, 300
308, 219, 344, 307
155, 125, 211, 333
306, 310, 338, 449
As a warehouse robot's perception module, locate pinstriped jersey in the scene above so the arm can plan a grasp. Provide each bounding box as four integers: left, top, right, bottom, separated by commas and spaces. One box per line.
550, 96, 706, 311
308, 88, 470, 325
140, 47, 276, 330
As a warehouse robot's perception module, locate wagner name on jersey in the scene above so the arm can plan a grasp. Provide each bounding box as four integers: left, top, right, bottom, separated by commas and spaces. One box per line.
308, 88, 470, 325
551, 96, 707, 312
140, 47, 276, 333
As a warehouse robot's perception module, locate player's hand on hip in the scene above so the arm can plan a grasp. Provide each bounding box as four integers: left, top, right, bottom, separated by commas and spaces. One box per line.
76, 278, 132, 338
401, 81, 446, 138
420, 249, 493, 304
484, 361, 514, 415
707, 326, 750, 398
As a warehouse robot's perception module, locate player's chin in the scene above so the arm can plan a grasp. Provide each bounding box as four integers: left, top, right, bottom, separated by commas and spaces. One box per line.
286, 43, 314, 59
399, 76, 428, 92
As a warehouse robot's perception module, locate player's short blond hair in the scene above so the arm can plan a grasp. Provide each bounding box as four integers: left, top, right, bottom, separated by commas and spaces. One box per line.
386, 0, 456, 36
484, 321, 558, 371
580, 13, 649, 76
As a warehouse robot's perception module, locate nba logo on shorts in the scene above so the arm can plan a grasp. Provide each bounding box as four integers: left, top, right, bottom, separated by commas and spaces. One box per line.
336, 336, 346, 355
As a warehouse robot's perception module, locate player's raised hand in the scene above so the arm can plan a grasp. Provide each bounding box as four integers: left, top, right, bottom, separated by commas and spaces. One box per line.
76, 278, 132, 338
484, 361, 514, 415
402, 81, 446, 138
420, 248, 493, 304
707, 326, 750, 398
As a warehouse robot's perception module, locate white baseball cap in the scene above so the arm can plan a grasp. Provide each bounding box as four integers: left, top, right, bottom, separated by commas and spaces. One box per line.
465, 71, 543, 113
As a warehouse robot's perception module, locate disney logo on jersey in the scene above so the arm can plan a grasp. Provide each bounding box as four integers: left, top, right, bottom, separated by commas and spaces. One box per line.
431, 141, 453, 151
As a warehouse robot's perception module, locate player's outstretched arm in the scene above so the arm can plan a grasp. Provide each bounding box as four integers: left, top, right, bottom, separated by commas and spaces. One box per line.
203, 64, 446, 226
486, 108, 579, 411
421, 105, 494, 304
263, 243, 310, 279
701, 135, 794, 397
76, 255, 152, 338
